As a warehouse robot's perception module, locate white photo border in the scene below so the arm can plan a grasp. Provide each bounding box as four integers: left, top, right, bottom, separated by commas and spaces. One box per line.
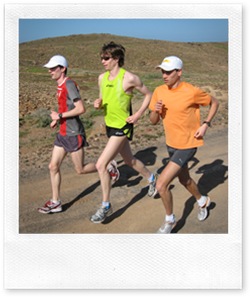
4, 3, 242, 289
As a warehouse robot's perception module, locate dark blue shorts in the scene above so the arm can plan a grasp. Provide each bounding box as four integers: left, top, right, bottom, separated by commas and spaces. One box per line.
167, 146, 197, 168
54, 133, 89, 153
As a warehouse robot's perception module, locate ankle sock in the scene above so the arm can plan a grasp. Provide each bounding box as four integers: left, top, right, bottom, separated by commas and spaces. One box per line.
51, 200, 60, 204
165, 214, 175, 223
197, 196, 207, 207
148, 173, 154, 183
102, 201, 110, 208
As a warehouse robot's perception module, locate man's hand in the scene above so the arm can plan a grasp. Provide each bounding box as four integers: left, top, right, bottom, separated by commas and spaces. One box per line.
94, 98, 102, 109
50, 120, 57, 129
50, 110, 60, 121
194, 124, 208, 139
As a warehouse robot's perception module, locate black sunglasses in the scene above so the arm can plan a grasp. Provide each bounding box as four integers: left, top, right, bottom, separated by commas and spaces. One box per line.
101, 56, 112, 61
161, 69, 179, 75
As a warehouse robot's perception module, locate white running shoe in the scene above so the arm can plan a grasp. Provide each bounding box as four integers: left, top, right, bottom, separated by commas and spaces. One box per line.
157, 216, 176, 234
90, 204, 113, 223
148, 173, 158, 197
197, 196, 211, 221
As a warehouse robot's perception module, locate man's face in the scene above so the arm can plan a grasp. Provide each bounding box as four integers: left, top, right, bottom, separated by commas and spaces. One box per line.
48, 66, 65, 81
161, 69, 182, 88
100, 54, 118, 71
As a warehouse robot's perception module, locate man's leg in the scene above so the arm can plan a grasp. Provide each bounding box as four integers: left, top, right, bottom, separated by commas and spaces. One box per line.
49, 145, 67, 202
119, 140, 151, 180
71, 147, 97, 174
155, 161, 182, 233
120, 140, 158, 196
178, 166, 211, 221
90, 136, 127, 223
178, 165, 201, 200
96, 136, 127, 202
38, 146, 66, 214
156, 161, 182, 216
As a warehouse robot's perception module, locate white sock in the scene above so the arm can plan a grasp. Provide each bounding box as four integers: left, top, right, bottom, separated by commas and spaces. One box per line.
197, 196, 207, 207
51, 199, 60, 204
102, 201, 110, 208
148, 173, 154, 183
165, 214, 175, 223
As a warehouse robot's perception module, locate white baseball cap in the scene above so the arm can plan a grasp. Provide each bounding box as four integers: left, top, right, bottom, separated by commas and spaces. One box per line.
156, 56, 183, 71
43, 55, 68, 68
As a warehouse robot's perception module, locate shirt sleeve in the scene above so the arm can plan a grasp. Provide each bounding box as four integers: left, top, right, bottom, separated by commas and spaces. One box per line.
66, 79, 81, 101
149, 88, 159, 111
193, 86, 212, 106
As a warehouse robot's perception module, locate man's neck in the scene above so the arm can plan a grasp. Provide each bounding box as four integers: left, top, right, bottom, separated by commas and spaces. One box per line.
168, 79, 181, 90
108, 66, 120, 79
57, 75, 67, 86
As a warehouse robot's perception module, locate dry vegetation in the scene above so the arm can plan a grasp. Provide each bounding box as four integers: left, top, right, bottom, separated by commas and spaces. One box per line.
19, 34, 228, 178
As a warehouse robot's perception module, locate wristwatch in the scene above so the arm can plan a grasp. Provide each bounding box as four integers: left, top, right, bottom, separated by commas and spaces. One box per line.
58, 113, 63, 119
203, 121, 211, 127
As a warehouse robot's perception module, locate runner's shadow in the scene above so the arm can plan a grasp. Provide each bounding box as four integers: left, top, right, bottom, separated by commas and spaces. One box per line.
62, 147, 157, 211
63, 147, 157, 212
135, 146, 158, 166
62, 180, 100, 212
113, 146, 157, 188
102, 187, 148, 224
172, 159, 228, 233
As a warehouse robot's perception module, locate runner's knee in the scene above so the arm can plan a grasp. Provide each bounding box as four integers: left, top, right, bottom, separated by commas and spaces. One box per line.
96, 160, 107, 174
156, 179, 170, 195
49, 162, 59, 173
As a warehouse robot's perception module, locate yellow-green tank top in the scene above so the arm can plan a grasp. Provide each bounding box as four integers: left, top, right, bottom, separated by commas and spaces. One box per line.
101, 68, 133, 129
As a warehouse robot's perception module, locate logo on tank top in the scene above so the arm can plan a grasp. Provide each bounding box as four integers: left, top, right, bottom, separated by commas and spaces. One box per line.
106, 84, 114, 87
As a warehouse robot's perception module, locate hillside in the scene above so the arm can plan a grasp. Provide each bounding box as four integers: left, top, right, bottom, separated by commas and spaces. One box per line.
20, 33, 228, 72
19, 33, 228, 114
19, 34, 228, 178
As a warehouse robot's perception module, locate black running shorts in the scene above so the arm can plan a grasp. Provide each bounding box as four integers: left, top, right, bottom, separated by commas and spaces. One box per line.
167, 146, 197, 168
106, 123, 134, 141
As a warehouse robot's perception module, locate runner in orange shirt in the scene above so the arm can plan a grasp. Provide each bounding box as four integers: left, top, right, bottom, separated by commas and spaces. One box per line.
149, 56, 219, 233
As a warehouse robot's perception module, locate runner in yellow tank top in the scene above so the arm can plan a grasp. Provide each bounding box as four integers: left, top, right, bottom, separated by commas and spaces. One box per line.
90, 41, 158, 224
101, 68, 132, 128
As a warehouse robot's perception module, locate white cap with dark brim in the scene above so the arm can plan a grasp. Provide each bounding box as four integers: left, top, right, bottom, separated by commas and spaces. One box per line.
156, 56, 183, 71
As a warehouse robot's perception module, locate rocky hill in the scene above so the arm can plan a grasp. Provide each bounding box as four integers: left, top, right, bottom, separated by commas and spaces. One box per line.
19, 34, 228, 178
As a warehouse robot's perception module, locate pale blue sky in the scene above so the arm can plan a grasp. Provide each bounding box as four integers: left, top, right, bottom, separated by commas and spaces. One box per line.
19, 19, 228, 43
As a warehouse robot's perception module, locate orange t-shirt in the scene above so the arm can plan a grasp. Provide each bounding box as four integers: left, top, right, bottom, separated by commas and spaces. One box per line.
149, 81, 211, 149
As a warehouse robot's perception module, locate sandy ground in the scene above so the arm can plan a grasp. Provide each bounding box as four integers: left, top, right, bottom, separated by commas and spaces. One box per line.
19, 125, 228, 234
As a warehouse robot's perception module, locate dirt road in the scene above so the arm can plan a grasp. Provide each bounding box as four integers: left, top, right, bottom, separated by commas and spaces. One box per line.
19, 126, 228, 234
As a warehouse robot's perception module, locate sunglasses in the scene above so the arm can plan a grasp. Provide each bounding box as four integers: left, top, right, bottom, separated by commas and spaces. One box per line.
101, 56, 112, 61
161, 69, 179, 75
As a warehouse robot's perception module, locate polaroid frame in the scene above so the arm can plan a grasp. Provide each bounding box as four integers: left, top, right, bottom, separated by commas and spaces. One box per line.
4, 3, 242, 289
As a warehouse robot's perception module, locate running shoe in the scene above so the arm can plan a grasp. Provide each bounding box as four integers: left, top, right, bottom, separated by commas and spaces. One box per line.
108, 160, 120, 183
90, 204, 113, 223
197, 196, 211, 221
157, 216, 176, 234
38, 200, 62, 214
148, 173, 158, 197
